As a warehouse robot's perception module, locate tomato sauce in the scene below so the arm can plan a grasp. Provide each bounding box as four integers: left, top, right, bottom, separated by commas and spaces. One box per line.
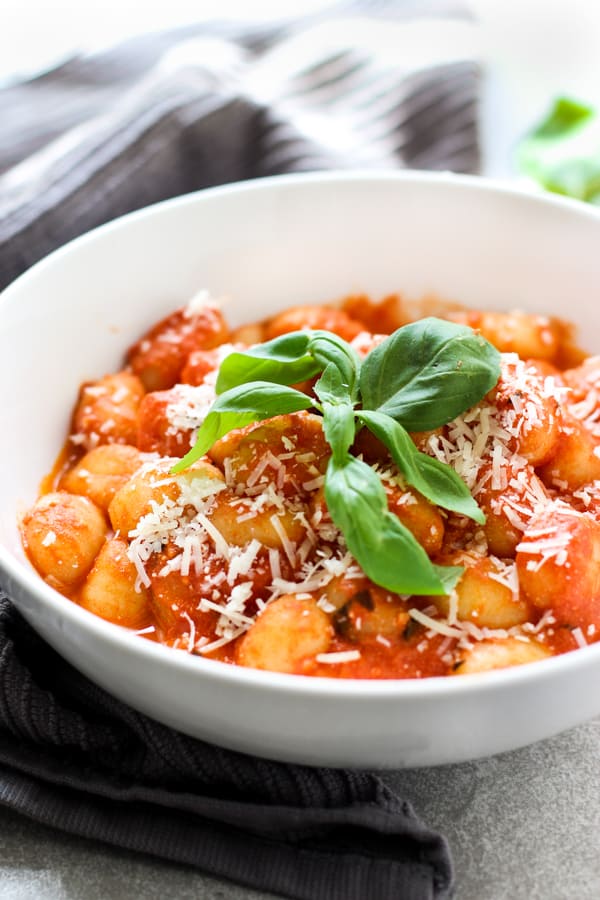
21, 293, 600, 680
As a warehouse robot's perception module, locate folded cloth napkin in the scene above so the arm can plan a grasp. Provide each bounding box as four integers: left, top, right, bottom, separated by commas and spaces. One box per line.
0, 3, 480, 897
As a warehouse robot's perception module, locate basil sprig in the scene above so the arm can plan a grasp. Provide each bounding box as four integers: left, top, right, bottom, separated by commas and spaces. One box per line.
172, 318, 501, 596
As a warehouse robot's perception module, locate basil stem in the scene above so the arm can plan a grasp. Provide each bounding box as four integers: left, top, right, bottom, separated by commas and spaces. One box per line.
321, 402, 356, 464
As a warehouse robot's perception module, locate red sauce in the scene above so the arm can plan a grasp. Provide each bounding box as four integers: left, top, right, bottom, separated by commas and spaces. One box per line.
22, 294, 600, 680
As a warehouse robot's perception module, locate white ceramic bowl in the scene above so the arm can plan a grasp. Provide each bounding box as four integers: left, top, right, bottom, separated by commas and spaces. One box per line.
2, 171, 600, 769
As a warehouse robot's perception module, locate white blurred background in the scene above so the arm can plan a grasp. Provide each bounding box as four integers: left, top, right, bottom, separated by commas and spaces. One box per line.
3, 0, 600, 177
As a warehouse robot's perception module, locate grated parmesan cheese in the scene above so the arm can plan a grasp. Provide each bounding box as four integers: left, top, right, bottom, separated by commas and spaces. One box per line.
316, 650, 361, 664
269, 514, 296, 566
572, 627, 588, 649
409, 608, 464, 639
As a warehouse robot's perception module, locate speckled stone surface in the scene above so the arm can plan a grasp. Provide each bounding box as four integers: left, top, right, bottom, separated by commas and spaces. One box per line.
2, 719, 600, 900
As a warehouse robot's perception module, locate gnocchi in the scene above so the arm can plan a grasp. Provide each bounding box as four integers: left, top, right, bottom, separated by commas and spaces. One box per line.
20, 292, 600, 680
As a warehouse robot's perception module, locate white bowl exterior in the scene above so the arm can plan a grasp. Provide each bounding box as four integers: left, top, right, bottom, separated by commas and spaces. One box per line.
2, 171, 600, 768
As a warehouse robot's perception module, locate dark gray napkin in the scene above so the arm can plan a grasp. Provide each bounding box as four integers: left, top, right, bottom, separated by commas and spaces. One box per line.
0, 4, 480, 897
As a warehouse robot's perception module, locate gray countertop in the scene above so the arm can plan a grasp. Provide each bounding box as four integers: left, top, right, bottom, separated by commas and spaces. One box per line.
2, 718, 600, 900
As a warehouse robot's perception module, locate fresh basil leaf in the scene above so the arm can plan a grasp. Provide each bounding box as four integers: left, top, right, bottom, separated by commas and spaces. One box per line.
409, 453, 484, 524
170, 382, 312, 472
359, 317, 501, 431
216, 332, 321, 393
321, 402, 356, 463
216, 329, 361, 398
309, 332, 361, 403
357, 410, 485, 524
314, 361, 348, 407
324, 454, 460, 596
517, 97, 600, 202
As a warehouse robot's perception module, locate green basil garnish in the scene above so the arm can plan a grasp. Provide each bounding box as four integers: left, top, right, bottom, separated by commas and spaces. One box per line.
325, 454, 461, 596
172, 317, 501, 594
359, 317, 501, 431
321, 402, 356, 464
215, 332, 321, 392
170, 382, 312, 472
356, 409, 484, 524
215, 329, 361, 396
309, 331, 361, 403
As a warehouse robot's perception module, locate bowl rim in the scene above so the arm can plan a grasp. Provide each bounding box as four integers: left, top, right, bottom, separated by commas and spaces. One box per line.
3, 167, 600, 307
2, 167, 600, 701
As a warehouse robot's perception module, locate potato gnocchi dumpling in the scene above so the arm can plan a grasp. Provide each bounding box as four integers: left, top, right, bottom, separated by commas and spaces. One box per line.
20, 291, 600, 679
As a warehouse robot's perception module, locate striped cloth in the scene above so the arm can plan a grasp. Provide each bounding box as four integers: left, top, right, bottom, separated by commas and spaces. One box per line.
0, 1, 479, 291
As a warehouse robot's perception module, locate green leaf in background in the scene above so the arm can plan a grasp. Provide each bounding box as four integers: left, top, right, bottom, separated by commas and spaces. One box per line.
359, 318, 501, 431
517, 96, 600, 203
324, 454, 462, 596
357, 409, 485, 524
170, 382, 312, 472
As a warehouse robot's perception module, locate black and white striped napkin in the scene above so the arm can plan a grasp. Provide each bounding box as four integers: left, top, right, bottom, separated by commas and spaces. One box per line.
0, 4, 480, 898
0, 1, 479, 291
